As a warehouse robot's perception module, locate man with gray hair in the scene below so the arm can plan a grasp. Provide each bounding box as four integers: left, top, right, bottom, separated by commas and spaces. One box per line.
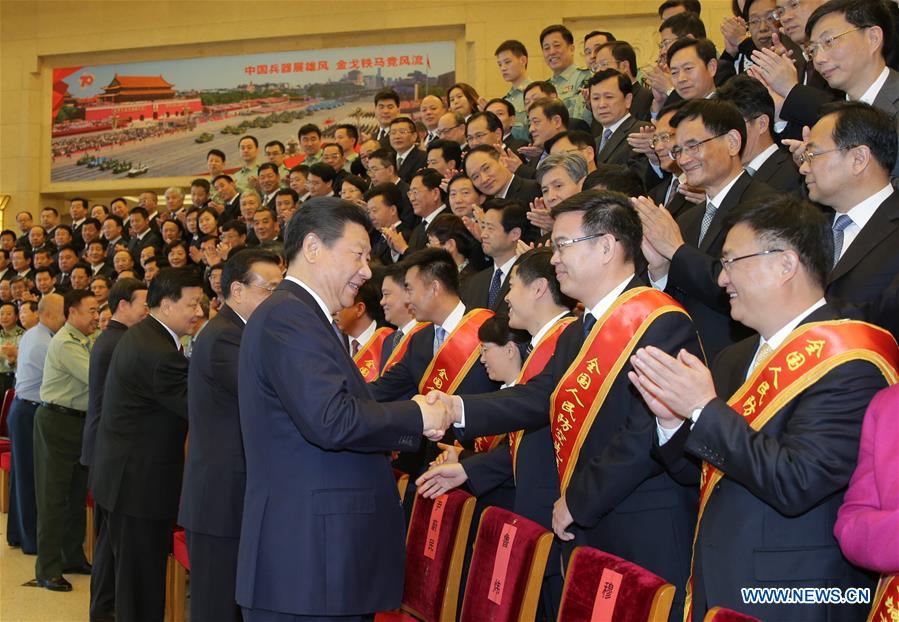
164, 187, 185, 223
240, 190, 262, 247
530, 152, 588, 233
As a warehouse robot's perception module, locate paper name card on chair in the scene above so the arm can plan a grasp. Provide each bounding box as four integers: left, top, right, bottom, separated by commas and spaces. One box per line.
487, 522, 518, 605
424, 493, 448, 560
591, 567, 623, 621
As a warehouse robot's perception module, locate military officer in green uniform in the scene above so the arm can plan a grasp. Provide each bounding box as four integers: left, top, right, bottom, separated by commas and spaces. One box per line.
541, 24, 593, 125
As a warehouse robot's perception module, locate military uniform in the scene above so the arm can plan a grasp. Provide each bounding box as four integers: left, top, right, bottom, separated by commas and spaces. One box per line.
33, 321, 95, 582
503, 81, 533, 140
549, 64, 593, 125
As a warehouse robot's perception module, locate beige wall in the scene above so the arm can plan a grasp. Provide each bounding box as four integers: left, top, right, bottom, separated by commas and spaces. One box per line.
0, 0, 730, 226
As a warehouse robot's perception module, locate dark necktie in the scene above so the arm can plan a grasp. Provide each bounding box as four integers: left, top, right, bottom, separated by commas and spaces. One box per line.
487, 269, 503, 309
664, 177, 680, 208
389, 329, 404, 353
351, 338, 360, 357
599, 128, 613, 153
832, 214, 853, 269
583, 312, 597, 340
698, 200, 716, 246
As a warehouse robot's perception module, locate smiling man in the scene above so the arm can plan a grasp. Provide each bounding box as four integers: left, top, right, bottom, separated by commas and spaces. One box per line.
540, 24, 592, 124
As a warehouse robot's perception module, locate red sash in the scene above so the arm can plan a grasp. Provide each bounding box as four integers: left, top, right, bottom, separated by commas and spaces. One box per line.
508, 316, 576, 479
550, 287, 689, 493
418, 309, 494, 451
868, 575, 899, 622
352, 327, 395, 383
683, 320, 899, 622
382, 322, 429, 375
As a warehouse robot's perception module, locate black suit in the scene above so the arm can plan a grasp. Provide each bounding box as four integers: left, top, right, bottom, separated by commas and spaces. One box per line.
457, 279, 701, 619
375, 127, 392, 148
630, 82, 653, 121
504, 135, 529, 153
127, 229, 162, 265
460, 264, 512, 315
748, 146, 803, 195
90, 263, 117, 281
499, 174, 541, 205
655, 305, 881, 621
405, 206, 447, 255
396, 147, 428, 184
105, 237, 126, 265
665, 173, 775, 359
371, 222, 412, 266
595, 115, 652, 171
222, 194, 242, 223
83, 319, 128, 622
649, 173, 692, 221
91, 317, 189, 622
178, 304, 245, 622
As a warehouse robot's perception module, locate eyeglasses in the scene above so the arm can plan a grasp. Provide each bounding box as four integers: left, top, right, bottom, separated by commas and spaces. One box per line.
797, 147, 844, 165
435, 124, 462, 137
248, 282, 278, 294
719, 249, 785, 272
466, 130, 493, 142
550, 232, 614, 253
747, 11, 780, 28
803, 27, 864, 60
668, 134, 726, 161
651, 132, 675, 148
772, 0, 802, 20
389, 128, 413, 136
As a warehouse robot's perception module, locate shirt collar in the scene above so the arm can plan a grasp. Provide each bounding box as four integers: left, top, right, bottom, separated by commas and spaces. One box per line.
552, 64, 579, 83
149, 314, 181, 348
530, 310, 569, 346
72, 218, 86, 227
759, 298, 828, 351
437, 300, 466, 334
353, 319, 377, 346
422, 204, 447, 227
843, 184, 895, 230
603, 112, 631, 134
396, 146, 416, 160
855, 66, 890, 105
746, 143, 780, 173
708, 172, 744, 209
503, 80, 531, 98
284, 275, 332, 321
588, 274, 634, 319
400, 318, 419, 334
494, 255, 517, 280
496, 174, 515, 199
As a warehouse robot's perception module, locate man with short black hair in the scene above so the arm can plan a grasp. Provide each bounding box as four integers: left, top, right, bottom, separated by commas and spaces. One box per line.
55, 245, 79, 293
465, 111, 505, 150
485, 98, 529, 151
41, 207, 61, 238
418, 96, 446, 147
257, 162, 282, 209
264, 139, 290, 179
127, 207, 163, 265
426, 139, 463, 178
495, 39, 533, 135
235, 135, 260, 193
366, 183, 410, 265
297, 124, 323, 166
102, 216, 127, 265
207, 149, 226, 179
253, 208, 281, 245
583, 30, 616, 73
405, 168, 448, 253
69, 198, 89, 252
306, 162, 337, 198
596, 41, 653, 120
658, 0, 701, 20
334, 124, 360, 164
389, 117, 427, 183
274, 188, 299, 229
588, 69, 652, 170
321, 143, 349, 189
374, 89, 401, 145
540, 25, 592, 124
465, 145, 541, 203
213, 174, 242, 222
435, 111, 467, 146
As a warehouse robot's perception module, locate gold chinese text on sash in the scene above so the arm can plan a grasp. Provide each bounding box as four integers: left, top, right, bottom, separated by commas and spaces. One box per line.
382, 322, 429, 375
683, 320, 899, 622
509, 316, 576, 479
418, 309, 494, 451
353, 327, 395, 383
550, 287, 689, 493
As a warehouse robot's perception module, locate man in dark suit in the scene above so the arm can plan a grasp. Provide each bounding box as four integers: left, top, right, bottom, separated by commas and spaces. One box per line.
461, 198, 537, 314
716, 75, 803, 195
403, 168, 448, 255
126, 207, 162, 266
594, 41, 653, 121
367, 148, 416, 228
465, 144, 541, 206
214, 174, 243, 223
642, 103, 695, 221
377, 263, 420, 372
635, 99, 775, 360
365, 183, 412, 266
427, 191, 702, 620
373, 89, 401, 147
82, 277, 148, 622
388, 117, 428, 184
102, 215, 127, 265
236, 199, 448, 621
91, 268, 205, 622
587, 69, 652, 171
178, 249, 281, 622
68, 197, 89, 253
631, 195, 890, 621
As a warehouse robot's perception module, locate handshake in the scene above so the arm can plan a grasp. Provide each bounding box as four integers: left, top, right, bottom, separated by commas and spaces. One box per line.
412, 391, 463, 441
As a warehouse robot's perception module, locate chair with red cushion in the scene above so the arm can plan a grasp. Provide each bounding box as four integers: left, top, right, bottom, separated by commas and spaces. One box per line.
85, 489, 95, 563
458, 507, 553, 622
867, 575, 899, 622
376, 489, 477, 622
0, 451, 10, 514
557, 546, 676, 622
169, 529, 190, 622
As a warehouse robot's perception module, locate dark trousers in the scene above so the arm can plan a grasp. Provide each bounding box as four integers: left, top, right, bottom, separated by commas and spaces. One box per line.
89, 504, 116, 620
6, 397, 38, 553
242, 610, 373, 622
33, 405, 88, 579
105, 505, 171, 622
186, 530, 242, 622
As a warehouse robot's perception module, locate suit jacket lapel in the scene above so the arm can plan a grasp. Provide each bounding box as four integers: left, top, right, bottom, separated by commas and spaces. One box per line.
872, 69, 899, 113
279, 279, 343, 350
700, 172, 753, 253
600, 118, 632, 158
217, 303, 245, 335
830, 193, 899, 282
753, 148, 787, 185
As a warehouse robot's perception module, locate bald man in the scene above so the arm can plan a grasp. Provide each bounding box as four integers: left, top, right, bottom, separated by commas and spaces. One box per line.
420, 95, 447, 147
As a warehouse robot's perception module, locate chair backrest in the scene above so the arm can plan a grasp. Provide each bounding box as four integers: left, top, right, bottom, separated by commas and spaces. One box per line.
558, 546, 675, 622
0, 388, 15, 437
401, 489, 476, 622
867, 574, 899, 622
703, 607, 762, 622
394, 468, 410, 503
459, 506, 553, 622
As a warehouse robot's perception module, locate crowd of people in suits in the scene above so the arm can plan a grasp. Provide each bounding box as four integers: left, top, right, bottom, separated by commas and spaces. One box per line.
3, 0, 899, 620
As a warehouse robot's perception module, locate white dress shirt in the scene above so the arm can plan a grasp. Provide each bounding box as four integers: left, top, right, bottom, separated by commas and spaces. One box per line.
351, 320, 378, 353
856, 67, 890, 105
530, 311, 570, 348
745, 143, 780, 174
835, 185, 894, 262
285, 275, 332, 321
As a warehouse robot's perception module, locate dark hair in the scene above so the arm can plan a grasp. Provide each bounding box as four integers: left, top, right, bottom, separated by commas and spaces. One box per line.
402, 247, 460, 295
341, 174, 369, 196
427, 139, 463, 169
658, 0, 702, 17
523, 81, 557, 100
819, 100, 898, 173
583, 164, 647, 197
41, 207, 60, 217
90, 274, 112, 287
220, 220, 248, 237
724, 195, 832, 288
364, 182, 403, 208
104, 214, 124, 229
129, 206, 149, 220
389, 116, 417, 135
212, 174, 234, 186
355, 272, 386, 325
298, 123, 322, 139
382, 261, 409, 286
63, 289, 95, 317
806, 0, 895, 61
70, 197, 89, 211
57, 244, 78, 258
323, 143, 345, 158
283, 198, 371, 266
671, 98, 747, 157
71, 262, 91, 278
147, 267, 204, 308
484, 97, 516, 117
667, 37, 718, 66
550, 189, 643, 262
33, 266, 53, 279
587, 68, 633, 95
540, 24, 575, 46
54, 224, 73, 237
368, 148, 397, 170
411, 167, 445, 192
238, 135, 258, 148
466, 111, 503, 134
599, 41, 638, 76
164, 239, 190, 258
715, 74, 776, 139
374, 89, 401, 107
515, 247, 576, 309
289, 164, 309, 176
426, 213, 479, 260
264, 139, 286, 153
483, 198, 540, 244
447, 172, 483, 196
110, 197, 128, 209
447, 83, 481, 114
528, 97, 570, 127
558, 129, 596, 151
220, 248, 281, 300
494, 39, 528, 58
478, 314, 530, 352
207, 148, 226, 161
275, 187, 299, 204
11, 246, 32, 259
308, 162, 336, 184
257, 162, 279, 176
108, 277, 147, 314
660, 11, 707, 38
334, 124, 360, 145
82, 217, 101, 230
188, 179, 210, 195
585, 30, 616, 43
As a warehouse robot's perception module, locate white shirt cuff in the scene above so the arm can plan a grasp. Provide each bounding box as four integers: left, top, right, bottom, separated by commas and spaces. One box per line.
656, 420, 684, 445
453, 398, 466, 429
649, 272, 669, 291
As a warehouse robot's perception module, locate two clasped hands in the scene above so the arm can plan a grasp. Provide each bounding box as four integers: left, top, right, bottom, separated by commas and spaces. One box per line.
412, 390, 463, 441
